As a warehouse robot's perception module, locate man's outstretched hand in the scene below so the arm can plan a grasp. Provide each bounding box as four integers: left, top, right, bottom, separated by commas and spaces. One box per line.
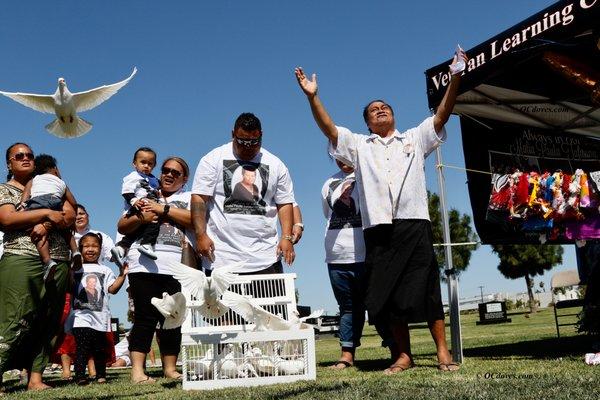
449, 47, 468, 76
295, 67, 318, 97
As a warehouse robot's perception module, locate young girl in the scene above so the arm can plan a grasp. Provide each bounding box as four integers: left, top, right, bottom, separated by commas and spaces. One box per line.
72, 232, 127, 385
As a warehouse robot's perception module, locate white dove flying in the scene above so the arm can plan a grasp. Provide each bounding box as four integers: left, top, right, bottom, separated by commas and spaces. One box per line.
221, 292, 314, 331
168, 260, 244, 319
0, 67, 137, 138
150, 292, 187, 329
290, 309, 324, 325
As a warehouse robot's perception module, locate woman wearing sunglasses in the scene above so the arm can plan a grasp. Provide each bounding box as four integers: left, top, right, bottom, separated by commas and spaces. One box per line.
117, 156, 193, 384
0, 143, 75, 391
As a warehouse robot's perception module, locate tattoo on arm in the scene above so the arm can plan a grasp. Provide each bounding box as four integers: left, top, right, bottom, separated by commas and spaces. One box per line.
191, 198, 207, 235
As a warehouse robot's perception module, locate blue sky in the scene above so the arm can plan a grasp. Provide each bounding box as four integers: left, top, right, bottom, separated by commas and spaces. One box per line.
0, 0, 572, 324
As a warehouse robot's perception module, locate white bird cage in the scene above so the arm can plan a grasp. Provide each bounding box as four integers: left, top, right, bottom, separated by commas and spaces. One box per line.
180, 273, 317, 390
181, 273, 299, 335
181, 329, 316, 390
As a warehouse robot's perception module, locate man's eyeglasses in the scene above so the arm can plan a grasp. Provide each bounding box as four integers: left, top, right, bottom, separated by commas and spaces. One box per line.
161, 167, 183, 179
10, 152, 34, 161
234, 136, 262, 147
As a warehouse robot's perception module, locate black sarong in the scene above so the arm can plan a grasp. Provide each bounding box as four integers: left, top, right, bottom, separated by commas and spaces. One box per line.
363, 219, 444, 325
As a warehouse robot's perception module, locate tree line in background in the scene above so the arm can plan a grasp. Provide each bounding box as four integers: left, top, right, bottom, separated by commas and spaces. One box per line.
427, 191, 564, 314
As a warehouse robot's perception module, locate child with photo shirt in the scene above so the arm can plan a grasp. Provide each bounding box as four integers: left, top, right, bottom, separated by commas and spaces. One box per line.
20, 154, 81, 281
111, 147, 160, 265
72, 232, 127, 385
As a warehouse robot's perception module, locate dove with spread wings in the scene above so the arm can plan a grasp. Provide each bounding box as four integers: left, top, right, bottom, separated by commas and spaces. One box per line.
0, 67, 137, 138
221, 291, 323, 331
168, 260, 244, 319
150, 292, 187, 330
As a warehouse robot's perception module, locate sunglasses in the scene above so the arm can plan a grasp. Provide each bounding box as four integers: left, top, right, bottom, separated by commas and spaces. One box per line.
10, 152, 34, 161
234, 136, 262, 147
161, 167, 183, 179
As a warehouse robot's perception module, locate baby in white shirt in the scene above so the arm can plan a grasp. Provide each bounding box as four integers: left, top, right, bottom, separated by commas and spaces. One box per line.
21, 154, 80, 280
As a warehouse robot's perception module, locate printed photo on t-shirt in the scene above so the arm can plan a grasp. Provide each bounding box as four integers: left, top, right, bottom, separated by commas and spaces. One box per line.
327, 178, 362, 230
156, 222, 183, 247
154, 199, 188, 248
73, 271, 105, 312
222, 160, 269, 215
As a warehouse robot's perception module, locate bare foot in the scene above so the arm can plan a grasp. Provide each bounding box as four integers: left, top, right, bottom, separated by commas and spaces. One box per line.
437, 349, 454, 365
437, 349, 459, 371
438, 362, 460, 372
383, 362, 413, 375
131, 375, 156, 384
27, 382, 52, 391
328, 360, 353, 370
384, 354, 414, 375
163, 371, 182, 379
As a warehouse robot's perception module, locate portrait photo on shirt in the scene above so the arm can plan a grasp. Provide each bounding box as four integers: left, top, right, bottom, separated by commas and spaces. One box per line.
155, 221, 184, 248
73, 272, 105, 312
223, 160, 269, 215
326, 178, 362, 230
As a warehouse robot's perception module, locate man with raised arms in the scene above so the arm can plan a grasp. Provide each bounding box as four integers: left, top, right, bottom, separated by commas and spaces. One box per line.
294, 48, 467, 373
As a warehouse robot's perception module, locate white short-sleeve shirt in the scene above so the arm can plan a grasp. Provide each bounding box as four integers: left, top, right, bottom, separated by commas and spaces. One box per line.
30, 173, 66, 199
192, 143, 295, 273
114, 336, 130, 361
121, 171, 159, 208
322, 171, 365, 264
72, 262, 117, 332
126, 190, 194, 275
334, 116, 445, 229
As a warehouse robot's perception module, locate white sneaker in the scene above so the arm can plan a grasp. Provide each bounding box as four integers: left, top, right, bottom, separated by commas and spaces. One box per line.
43, 260, 58, 282
110, 246, 126, 268
139, 244, 158, 260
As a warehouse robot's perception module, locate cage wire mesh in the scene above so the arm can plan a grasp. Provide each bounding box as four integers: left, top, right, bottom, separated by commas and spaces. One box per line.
180, 273, 316, 389
185, 338, 309, 381
183, 274, 296, 334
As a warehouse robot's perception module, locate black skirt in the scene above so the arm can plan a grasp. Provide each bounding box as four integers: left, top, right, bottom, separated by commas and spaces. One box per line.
363, 219, 444, 325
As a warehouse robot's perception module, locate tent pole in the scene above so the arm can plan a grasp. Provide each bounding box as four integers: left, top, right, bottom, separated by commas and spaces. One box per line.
435, 146, 463, 363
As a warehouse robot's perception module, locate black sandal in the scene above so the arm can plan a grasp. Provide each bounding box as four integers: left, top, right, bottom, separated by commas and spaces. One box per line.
328, 360, 353, 369
438, 362, 460, 372
384, 362, 414, 375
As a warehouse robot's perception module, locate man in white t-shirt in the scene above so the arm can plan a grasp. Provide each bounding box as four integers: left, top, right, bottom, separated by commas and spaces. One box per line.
191, 112, 296, 274
295, 48, 467, 374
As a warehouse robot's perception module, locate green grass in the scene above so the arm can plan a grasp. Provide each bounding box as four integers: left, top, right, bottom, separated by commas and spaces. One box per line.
2, 308, 597, 399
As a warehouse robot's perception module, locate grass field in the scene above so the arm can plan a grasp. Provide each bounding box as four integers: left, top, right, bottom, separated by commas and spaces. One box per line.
1, 308, 597, 399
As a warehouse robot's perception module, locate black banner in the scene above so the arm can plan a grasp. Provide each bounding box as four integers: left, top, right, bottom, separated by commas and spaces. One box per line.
425, 0, 600, 110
